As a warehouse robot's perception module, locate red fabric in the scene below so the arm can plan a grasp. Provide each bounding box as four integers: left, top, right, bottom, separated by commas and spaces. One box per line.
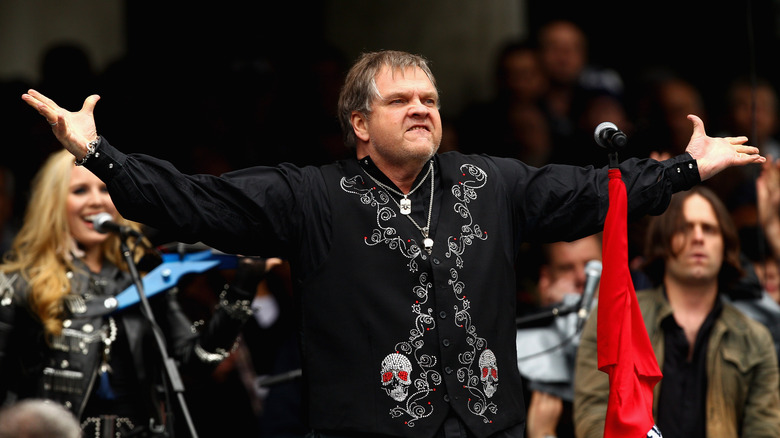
597, 169, 663, 437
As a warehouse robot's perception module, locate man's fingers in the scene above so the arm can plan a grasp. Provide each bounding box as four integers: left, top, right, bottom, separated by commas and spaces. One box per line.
21, 92, 56, 121
727, 136, 749, 145
736, 145, 760, 155
737, 153, 766, 164
687, 114, 706, 139
81, 94, 101, 114
26, 89, 60, 110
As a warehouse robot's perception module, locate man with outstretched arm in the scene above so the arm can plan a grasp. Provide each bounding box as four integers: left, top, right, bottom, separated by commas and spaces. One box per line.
23, 50, 763, 438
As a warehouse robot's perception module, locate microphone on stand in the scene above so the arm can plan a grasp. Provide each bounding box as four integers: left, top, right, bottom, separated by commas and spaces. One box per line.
594, 122, 628, 150
576, 260, 602, 331
89, 212, 144, 239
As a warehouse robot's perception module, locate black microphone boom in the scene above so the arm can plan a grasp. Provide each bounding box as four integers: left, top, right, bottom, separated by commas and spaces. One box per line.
90, 212, 143, 238
594, 121, 627, 150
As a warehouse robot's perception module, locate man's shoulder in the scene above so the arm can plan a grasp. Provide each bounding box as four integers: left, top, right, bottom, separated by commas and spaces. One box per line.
721, 300, 776, 337
717, 300, 780, 365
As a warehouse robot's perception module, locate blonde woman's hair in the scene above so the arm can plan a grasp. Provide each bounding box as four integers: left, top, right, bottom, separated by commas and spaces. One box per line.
2, 150, 145, 336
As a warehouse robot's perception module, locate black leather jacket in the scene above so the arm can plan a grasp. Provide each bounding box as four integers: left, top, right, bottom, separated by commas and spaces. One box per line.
0, 257, 254, 433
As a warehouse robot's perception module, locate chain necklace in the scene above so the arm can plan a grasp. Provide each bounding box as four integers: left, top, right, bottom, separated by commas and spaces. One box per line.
364, 161, 435, 253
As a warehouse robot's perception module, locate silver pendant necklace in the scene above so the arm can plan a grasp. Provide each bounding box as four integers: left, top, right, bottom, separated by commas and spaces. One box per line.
364, 161, 435, 253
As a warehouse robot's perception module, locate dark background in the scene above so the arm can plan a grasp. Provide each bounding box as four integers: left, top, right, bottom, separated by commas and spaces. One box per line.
3, 0, 780, 213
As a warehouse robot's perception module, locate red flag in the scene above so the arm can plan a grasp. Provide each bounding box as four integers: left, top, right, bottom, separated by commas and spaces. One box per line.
597, 169, 663, 438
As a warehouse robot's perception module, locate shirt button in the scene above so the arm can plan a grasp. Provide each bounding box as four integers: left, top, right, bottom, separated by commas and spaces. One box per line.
443, 394, 450, 402
442, 339, 450, 347
439, 311, 447, 319
444, 366, 453, 375
432, 258, 440, 265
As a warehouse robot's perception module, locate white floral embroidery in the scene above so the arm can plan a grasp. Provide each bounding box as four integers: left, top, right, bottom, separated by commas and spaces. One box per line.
451, 268, 498, 422
341, 175, 425, 272
387, 272, 439, 426
446, 164, 489, 268
340, 163, 500, 427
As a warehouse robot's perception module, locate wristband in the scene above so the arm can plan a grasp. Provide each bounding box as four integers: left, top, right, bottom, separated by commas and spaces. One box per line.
74, 136, 100, 166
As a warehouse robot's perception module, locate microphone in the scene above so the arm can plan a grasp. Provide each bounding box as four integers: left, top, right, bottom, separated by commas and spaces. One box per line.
89, 212, 143, 238
576, 259, 602, 331
593, 122, 628, 150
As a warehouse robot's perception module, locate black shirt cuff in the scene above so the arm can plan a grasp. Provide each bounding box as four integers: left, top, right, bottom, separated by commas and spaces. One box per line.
664, 153, 700, 192
83, 137, 127, 183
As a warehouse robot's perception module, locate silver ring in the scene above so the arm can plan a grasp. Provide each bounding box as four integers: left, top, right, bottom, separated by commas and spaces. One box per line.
49, 121, 58, 127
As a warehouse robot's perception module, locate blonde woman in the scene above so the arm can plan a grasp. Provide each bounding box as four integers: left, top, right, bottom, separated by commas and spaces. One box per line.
0, 150, 262, 437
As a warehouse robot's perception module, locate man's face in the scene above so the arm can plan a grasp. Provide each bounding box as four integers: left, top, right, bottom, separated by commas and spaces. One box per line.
538, 235, 601, 306
353, 66, 442, 168
665, 194, 724, 286
539, 22, 587, 86
732, 85, 778, 144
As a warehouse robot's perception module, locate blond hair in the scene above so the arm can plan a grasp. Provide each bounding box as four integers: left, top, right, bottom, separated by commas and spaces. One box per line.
2, 150, 145, 336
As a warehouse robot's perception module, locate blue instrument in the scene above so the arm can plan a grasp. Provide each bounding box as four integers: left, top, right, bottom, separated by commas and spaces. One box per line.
115, 250, 236, 310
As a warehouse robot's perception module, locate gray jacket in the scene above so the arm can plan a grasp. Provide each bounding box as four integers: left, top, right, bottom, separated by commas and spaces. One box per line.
574, 287, 780, 438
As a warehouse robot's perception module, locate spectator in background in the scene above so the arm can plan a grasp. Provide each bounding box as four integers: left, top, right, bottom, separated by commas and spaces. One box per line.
575, 186, 780, 438
517, 234, 602, 438
631, 75, 708, 162
725, 156, 780, 361
536, 19, 623, 155
710, 77, 780, 229
724, 76, 780, 160
457, 40, 550, 160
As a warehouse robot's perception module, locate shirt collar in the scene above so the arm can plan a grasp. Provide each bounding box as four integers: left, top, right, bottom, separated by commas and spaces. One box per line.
357, 155, 437, 192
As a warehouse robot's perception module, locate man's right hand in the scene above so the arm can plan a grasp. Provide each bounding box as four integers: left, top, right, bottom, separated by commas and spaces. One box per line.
21, 89, 100, 160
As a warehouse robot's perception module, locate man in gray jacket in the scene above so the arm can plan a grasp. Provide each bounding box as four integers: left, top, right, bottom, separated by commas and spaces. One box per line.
574, 185, 780, 438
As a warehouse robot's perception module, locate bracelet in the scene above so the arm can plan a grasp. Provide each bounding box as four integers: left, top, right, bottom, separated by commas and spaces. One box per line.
217, 286, 254, 321
74, 136, 100, 166
194, 342, 232, 363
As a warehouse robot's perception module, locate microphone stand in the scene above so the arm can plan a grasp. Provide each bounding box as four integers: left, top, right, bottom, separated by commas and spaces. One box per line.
119, 236, 199, 438
515, 303, 579, 329
256, 368, 303, 388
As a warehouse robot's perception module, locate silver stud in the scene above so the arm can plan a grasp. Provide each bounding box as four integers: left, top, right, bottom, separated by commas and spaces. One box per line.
104, 297, 117, 309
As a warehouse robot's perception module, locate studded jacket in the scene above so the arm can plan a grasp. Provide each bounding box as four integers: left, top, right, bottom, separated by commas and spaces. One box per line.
82, 137, 701, 438
0, 257, 254, 432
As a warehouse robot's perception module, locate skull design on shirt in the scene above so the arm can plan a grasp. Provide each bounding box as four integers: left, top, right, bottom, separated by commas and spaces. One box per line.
479, 349, 498, 398
380, 353, 413, 402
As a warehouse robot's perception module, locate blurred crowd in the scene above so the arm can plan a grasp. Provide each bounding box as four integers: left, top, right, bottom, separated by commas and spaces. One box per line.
1, 17, 780, 438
